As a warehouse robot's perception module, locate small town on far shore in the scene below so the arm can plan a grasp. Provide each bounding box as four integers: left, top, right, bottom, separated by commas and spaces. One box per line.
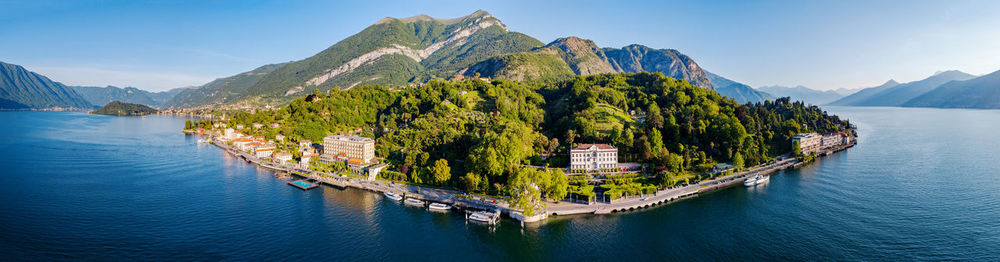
183, 115, 856, 224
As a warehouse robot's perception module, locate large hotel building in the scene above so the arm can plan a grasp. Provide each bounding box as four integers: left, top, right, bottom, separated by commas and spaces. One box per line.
322, 135, 376, 164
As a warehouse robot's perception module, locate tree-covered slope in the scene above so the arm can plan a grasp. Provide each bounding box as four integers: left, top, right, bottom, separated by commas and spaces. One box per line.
0, 61, 91, 109
903, 69, 1000, 109
219, 72, 849, 202
465, 37, 715, 90
705, 71, 773, 103
462, 47, 576, 82
89, 101, 158, 116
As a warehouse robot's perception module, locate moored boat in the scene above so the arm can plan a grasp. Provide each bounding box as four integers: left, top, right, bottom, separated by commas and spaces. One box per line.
428, 202, 451, 211
744, 175, 769, 187
404, 197, 425, 206
468, 210, 500, 224
384, 192, 403, 201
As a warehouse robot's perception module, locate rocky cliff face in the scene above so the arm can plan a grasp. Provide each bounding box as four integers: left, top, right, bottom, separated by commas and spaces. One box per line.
547, 37, 617, 75
604, 45, 713, 90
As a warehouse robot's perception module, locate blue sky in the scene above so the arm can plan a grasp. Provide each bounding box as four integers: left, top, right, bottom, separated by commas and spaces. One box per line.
2, 0, 999, 91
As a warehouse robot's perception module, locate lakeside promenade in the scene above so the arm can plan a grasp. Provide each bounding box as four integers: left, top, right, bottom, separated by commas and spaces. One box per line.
205, 136, 854, 222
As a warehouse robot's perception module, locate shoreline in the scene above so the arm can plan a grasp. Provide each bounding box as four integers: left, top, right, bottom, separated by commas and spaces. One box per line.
200, 133, 855, 224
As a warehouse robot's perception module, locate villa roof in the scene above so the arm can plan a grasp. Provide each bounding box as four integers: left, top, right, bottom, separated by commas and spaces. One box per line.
571, 144, 616, 150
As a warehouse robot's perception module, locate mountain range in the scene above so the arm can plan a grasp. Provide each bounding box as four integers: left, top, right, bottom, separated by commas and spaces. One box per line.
902, 69, 1000, 109
757, 85, 844, 105
0, 61, 91, 110
165, 11, 718, 108
705, 71, 773, 103
72, 85, 185, 108
461, 37, 714, 89
7, 10, 1000, 110
830, 70, 976, 107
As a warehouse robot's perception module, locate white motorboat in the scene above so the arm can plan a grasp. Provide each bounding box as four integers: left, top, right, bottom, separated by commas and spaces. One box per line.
428, 203, 451, 211
384, 192, 403, 201
744, 175, 769, 187
468, 210, 500, 224
404, 197, 425, 206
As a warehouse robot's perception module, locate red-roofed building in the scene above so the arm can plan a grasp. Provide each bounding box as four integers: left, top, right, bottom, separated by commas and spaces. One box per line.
570, 144, 618, 171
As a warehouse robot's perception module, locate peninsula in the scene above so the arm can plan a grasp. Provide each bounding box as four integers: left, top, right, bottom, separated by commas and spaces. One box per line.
90, 101, 158, 116
183, 72, 856, 223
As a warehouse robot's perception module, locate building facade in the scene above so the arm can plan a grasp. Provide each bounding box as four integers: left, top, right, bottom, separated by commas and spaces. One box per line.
821, 133, 843, 147
570, 144, 618, 171
792, 133, 823, 155
322, 135, 376, 164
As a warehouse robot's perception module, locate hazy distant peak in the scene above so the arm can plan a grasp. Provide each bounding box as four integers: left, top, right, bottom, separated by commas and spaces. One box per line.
931, 70, 974, 78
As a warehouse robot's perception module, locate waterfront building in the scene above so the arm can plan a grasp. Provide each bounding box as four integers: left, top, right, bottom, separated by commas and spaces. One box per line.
301, 153, 318, 164
224, 128, 236, 140
275, 134, 285, 142
821, 133, 843, 147
235, 124, 244, 130
255, 145, 276, 158
298, 140, 312, 149
570, 144, 618, 171
232, 138, 253, 151
793, 133, 822, 155
273, 151, 293, 165
322, 135, 376, 164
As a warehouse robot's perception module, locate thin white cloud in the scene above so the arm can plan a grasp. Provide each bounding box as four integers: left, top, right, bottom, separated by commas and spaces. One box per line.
26, 66, 213, 92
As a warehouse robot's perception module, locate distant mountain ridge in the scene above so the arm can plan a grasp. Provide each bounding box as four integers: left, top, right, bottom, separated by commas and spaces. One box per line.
72, 85, 184, 108
757, 85, 843, 105
705, 71, 773, 103
0, 61, 91, 110
903, 69, 1000, 109
830, 70, 976, 107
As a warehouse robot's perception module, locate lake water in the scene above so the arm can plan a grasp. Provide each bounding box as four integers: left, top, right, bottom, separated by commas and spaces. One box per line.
1, 107, 998, 261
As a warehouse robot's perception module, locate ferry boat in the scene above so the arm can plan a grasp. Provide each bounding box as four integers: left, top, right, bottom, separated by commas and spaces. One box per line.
404, 197, 425, 206
384, 192, 403, 201
197, 138, 208, 144
428, 203, 451, 211
743, 175, 769, 187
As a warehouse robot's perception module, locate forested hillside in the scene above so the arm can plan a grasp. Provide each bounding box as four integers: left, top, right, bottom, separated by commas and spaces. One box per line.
219, 73, 849, 204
